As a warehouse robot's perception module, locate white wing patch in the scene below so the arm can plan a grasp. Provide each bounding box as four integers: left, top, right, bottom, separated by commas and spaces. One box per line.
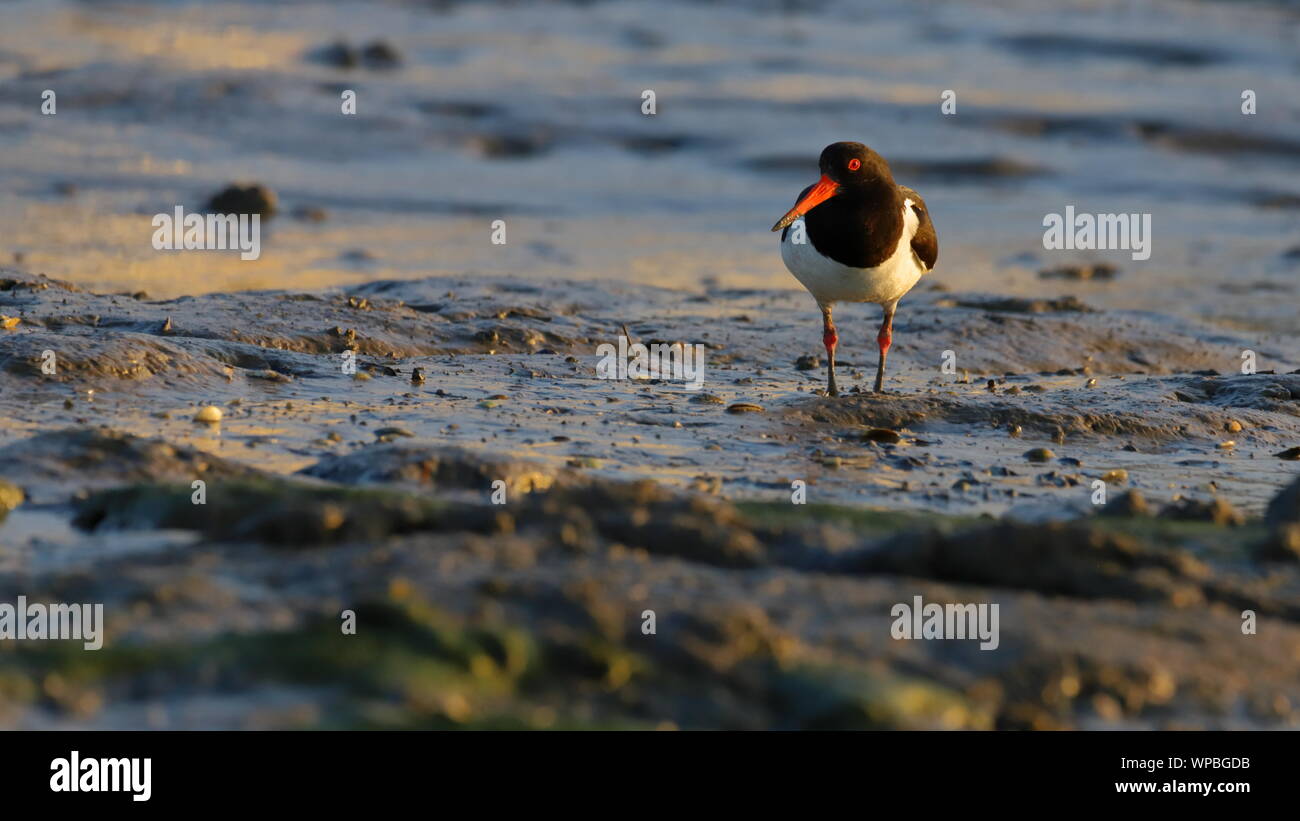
903, 198, 929, 273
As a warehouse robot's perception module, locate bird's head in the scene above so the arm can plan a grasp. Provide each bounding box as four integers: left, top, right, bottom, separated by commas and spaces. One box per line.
771, 142, 894, 232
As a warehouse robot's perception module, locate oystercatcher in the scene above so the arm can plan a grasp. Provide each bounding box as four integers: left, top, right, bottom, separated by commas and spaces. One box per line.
771, 142, 937, 395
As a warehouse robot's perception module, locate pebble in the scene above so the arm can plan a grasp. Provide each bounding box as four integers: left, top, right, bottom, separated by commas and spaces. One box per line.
361, 40, 403, 69
193, 406, 223, 424
862, 428, 902, 444
726, 403, 764, 414
1024, 447, 1055, 462
207, 183, 277, 217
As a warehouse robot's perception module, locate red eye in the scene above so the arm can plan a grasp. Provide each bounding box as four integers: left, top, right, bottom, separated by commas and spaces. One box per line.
847, 158, 861, 171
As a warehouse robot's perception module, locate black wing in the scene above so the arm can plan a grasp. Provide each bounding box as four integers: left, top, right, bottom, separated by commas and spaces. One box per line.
899, 186, 938, 272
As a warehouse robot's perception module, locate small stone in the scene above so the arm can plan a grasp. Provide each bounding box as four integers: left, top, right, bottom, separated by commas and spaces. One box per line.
794, 354, 820, 371
193, 405, 223, 424
1023, 447, 1055, 462
319, 41, 359, 69
1226, 420, 1243, 433
790, 353, 821, 371
1275, 447, 1300, 461
726, 403, 764, 414
0, 315, 20, 330
207, 183, 277, 217
361, 40, 402, 69
1100, 468, 1128, 484
411, 367, 426, 384
862, 428, 902, 444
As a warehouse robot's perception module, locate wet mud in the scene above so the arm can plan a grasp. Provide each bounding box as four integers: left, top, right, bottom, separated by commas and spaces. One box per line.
2, 269, 1299, 728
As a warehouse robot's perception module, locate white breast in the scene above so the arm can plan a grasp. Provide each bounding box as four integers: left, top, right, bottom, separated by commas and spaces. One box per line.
780, 200, 925, 307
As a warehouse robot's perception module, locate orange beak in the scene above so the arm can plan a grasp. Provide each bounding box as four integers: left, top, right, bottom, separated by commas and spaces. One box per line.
771, 174, 839, 232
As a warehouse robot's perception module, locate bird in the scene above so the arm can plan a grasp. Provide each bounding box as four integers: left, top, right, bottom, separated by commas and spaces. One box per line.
771, 141, 937, 396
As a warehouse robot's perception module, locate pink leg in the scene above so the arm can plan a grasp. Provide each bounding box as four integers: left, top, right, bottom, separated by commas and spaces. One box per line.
874, 304, 895, 393
821, 305, 839, 397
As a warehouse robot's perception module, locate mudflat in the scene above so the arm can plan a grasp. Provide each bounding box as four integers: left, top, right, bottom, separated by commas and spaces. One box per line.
1, 0, 1299, 728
